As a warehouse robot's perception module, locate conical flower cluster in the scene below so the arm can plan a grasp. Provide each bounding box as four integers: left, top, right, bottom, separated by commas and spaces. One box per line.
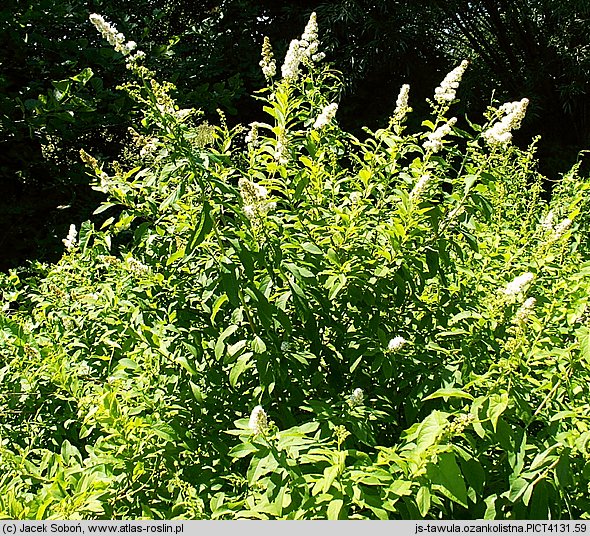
239, 177, 276, 221
259, 37, 276, 79
62, 224, 77, 251
423, 118, 456, 153
483, 98, 529, 146
89, 14, 137, 56
248, 406, 269, 435
392, 84, 411, 124
347, 388, 364, 408
280, 12, 324, 82
434, 60, 469, 103
313, 103, 338, 129
503, 272, 534, 297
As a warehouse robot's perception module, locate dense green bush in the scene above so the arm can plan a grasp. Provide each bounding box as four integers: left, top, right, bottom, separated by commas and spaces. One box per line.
1, 13, 590, 519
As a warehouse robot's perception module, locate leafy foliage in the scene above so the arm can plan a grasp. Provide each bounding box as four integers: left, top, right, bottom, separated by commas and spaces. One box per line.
1, 13, 590, 520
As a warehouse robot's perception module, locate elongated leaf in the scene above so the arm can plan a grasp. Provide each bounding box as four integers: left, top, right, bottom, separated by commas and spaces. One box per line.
327, 499, 343, 520
423, 388, 474, 402
488, 391, 509, 432
428, 452, 468, 508
416, 486, 431, 517
186, 201, 213, 254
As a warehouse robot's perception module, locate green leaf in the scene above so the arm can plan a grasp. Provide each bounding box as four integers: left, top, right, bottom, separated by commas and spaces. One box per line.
215, 325, 239, 361
487, 391, 509, 432
229, 353, 253, 387
189, 381, 204, 403
211, 294, 228, 326
460, 458, 485, 496
327, 499, 343, 520
578, 326, 590, 361
350, 355, 363, 373
507, 476, 530, 503
416, 486, 431, 517
322, 465, 340, 493
388, 480, 414, 497
463, 174, 479, 195
301, 242, 322, 255
228, 443, 259, 459
166, 245, 185, 266
422, 388, 474, 402
186, 201, 213, 254
70, 67, 94, 84
152, 423, 177, 442
248, 452, 278, 485
252, 335, 267, 354
414, 411, 448, 454
117, 358, 138, 370
284, 262, 315, 279
471, 397, 486, 438
428, 452, 468, 508
483, 495, 497, 519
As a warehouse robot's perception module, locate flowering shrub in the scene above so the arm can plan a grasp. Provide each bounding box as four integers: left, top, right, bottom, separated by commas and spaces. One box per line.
1, 13, 590, 520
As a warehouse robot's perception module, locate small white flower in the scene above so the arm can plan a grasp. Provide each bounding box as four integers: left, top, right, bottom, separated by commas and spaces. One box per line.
410, 173, 431, 201
347, 388, 364, 408
540, 210, 555, 231
349, 191, 362, 204
514, 297, 536, 324
387, 336, 407, 352
280, 341, 291, 352
483, 98, 529, 147
313, 103, 338, 129
503, 272, 534, 297
126, 256, 149, 274
392, 84, 410, 123
62, 224, 77, 251
249, 405, 269, 435
552, 218, 572, 240
254, 183, 268, 198
423, 118, 456, 153
300, 12, 321, 63
243, 204, 256, 220
281, 39, 303, 81
434, 60, 469, 104
89, 13, 139, 57
259, 36, 276, 79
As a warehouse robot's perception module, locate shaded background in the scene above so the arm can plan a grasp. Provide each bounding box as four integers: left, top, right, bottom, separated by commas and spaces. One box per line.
1, 0, 589, 271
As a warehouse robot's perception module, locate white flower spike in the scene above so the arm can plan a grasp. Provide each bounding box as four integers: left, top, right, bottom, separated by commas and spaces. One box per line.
249, 405, 269, 435
62, 224, 77, 251
388, 336, 407, 352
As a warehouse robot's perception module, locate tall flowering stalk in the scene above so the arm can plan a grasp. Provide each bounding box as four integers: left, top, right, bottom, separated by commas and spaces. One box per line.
249, 406, 269, 435
239, 177, 276, 222
299, 12, 324, 63
410, 174, 431, 201
280, 12, 324, 82
259, 37, 276, 79
281, 40, 303, 81
423, 118, 456, 153
62, 224, 77, 251
434, 60, 469, 104
483, 98, 529, 146
89, 14, 137, 56
391, 84, 411, 125
503, 272, 534, 297
313, 103, 338, 129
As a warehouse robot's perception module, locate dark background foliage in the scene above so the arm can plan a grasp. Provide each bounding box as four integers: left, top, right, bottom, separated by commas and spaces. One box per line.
1, 0, 588, 270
